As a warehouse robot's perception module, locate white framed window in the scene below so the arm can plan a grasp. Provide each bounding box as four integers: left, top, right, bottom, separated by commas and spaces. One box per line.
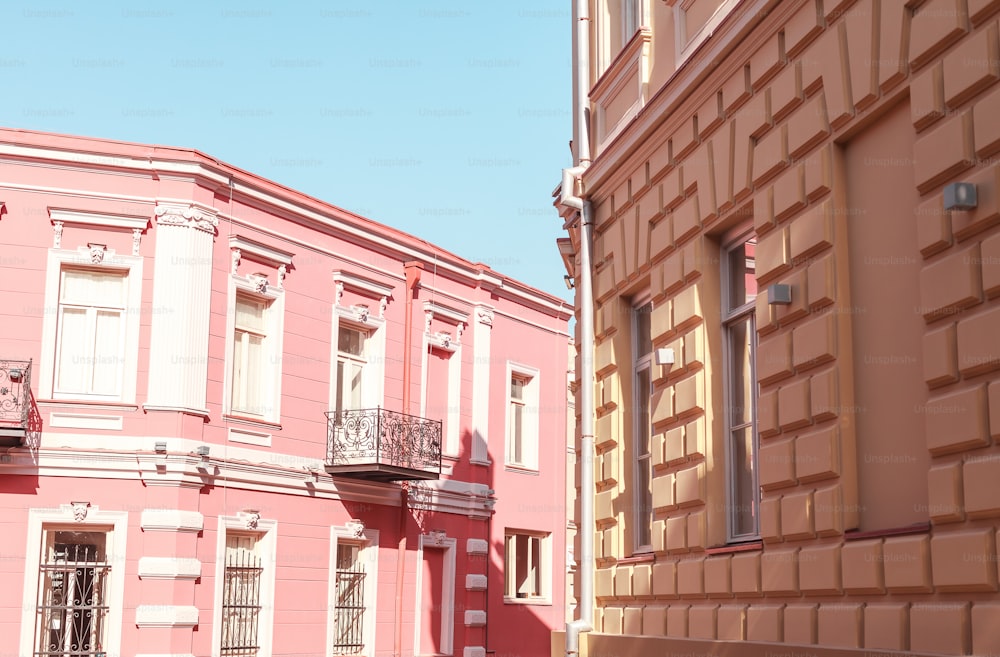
722, 230, 759, 541
505, 363, 540, 471
20, 505, 128, 657
594, 0, 648, 74
327, 524, 379, 657
212, 515, 277, 657
329, 307, 386, 413
39, 247, 143, 403
503, 530, 551, 604
224, 275, 285, 423
632, 299, 654, 553
420, 303, 467, 458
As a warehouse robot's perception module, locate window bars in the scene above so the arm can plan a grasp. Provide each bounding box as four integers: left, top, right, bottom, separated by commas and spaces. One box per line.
34, 535, 110, 657
333, 543, 366, 655
221, 537, 263, 657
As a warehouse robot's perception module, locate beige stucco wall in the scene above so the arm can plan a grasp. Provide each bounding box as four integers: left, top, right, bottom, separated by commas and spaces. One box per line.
566, 0, 1000, 655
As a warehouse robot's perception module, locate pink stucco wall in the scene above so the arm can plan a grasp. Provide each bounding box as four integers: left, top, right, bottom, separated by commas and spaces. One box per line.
0, 128, 571, 657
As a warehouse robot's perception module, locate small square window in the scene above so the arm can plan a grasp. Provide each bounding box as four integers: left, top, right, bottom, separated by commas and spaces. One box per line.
503, 531, 550, 603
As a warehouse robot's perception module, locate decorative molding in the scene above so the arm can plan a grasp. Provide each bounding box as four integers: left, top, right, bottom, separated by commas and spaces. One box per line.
423, 300, 469, 325
464, 648, 487, 657
228, 427, 271, 447
240, 509, 261, 530
464, 610, 487, 627
132, 228, 142, 255
353, 304, 370, 323
475, 307, 494, 326
228, 235, 294, 270
248, 273, 269, 294
52, 220, 63, 248
140, 509, 205, 532
278, 264, 287, 289
465, 574, 488, 591
466, 538, 489, 555
49, 413, 123, 431
427, 529, 448, 547
135, 605, 199, 628
87, 242, 106, 263
231, 248, 241, 274
332, 270, 393, 316
154, 203, 218, 235
345, 519, 365, 538
137, 557, 202, 580
70, 501, 90, 522
48, 208, 149, 231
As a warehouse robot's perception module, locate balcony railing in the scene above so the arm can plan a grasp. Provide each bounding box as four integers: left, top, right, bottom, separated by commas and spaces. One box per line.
325, 407, 442, 482
0, 359, 32, 447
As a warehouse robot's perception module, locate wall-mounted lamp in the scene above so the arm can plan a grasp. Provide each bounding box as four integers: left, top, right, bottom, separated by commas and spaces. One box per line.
768, 284, 792, 305
564, 275, 575, 290
196, 445, 210, 458
154, 441, 167, 454
8, 369, 22, 382
655, 347, 675, 366
943, 182, 978, 211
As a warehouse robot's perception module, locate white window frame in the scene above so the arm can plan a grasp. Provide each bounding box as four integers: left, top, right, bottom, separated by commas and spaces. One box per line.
19, 505, 128, 657
632, 297, 654, 554
329, 307, 386, 412
504, 362, 541, 471
722, 228, 760, 542
413, 532, 456, 657
503, 530, 552, 605
595, 0, 648, 74
674, 0, 742, 68
211, 514, 278, 657
326, 524, 380, 657
420, 302, 467, 458
223, 275, 285, 423
39, 247, 143, 403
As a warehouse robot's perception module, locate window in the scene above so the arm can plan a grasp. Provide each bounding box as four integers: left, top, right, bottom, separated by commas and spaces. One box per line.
34, 529, 111, 657
632, 301, 654, 552
333, 543, 366, 655
213, 515, 276, 657
220, 533, 263, 656
723, 233, 759, 541
335, 325, 368, 414
53, 268, 128, 400
224, 277, 284, 423
622, 0, 641, 40
328, 524, 379, 657
232, 296, 269, 416
505, 364, 540, 470
504, 531, 551, 603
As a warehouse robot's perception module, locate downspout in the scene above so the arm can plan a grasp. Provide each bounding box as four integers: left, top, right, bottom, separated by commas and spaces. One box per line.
396, 261, 423, 657
563, 0, 594, 655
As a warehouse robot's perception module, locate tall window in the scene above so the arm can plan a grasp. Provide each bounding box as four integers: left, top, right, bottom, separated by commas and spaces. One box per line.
724, 234, 759, 540
34, 529, 111, 657
622, 0, 642, 39
220, 533, 263, 657
54, 269, 127, 399
232, 296, 269, 416
504, 531, 550, 603
335, 326, 368, 413
333, 543, 366, 655
632, 301, 654, 551
505, 365, 540, 470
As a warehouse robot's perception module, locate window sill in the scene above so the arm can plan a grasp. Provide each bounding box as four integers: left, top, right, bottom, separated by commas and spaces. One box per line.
618, 552, 655, 565
37, 399, 139, 412
503, 596, 552, 606
504, 464, 539, 476
705, 541, 763, 555
222, 414, 283, 431
845, 522, 931, 541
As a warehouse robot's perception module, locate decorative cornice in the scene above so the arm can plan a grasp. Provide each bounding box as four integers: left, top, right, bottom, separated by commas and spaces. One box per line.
228, 234, 294, 268
137, 557, 203, 580
154, 203, 218, 235
48, 208, 149, 231
475, 307, 494, 327
423, 300, 469, 325
135, 605, 199, 628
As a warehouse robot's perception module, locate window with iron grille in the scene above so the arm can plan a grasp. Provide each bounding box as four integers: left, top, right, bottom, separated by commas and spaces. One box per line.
333, 543, 366, 655
33, 529, 111, 657
221, 533, 263, 657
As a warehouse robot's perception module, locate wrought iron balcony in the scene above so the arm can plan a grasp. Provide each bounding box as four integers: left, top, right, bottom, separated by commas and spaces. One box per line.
0, 359, 32, 447
325, 407, 442, 482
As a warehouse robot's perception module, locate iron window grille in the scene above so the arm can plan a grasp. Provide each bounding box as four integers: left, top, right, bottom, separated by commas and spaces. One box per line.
220, 535, 263, 657
34, 530, 111, 657
333, 543, 366, 655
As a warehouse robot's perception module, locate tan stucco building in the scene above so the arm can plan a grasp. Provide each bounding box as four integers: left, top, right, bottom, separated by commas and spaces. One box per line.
555, 0, 1000, 655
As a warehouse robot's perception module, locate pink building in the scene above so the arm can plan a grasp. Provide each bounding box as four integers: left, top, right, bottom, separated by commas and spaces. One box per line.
0, 128, 571, 657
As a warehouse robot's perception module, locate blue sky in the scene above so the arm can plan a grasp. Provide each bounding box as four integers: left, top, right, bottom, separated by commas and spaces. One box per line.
3, 1, 573, 300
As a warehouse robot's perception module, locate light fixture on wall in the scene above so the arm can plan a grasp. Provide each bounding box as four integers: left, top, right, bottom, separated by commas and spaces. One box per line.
768, 284, 792, 305
196, 445, 210, 458
8, 368, 22, 382
943, 182, 978, 211
564, 275, 575, 289
154, 441, 167, 453
655, 347, 675, 366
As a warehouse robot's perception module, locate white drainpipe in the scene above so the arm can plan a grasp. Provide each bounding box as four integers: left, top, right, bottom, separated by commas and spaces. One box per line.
562, 0, 594, 654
